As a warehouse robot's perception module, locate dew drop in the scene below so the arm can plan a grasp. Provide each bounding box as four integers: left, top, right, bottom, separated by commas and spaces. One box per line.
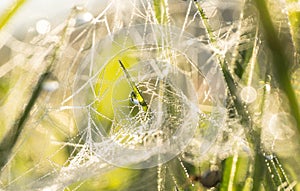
240, 86, 257, 103
75, 11, 94, 26
42, 79, 59, 92
265, 84, 271, 92
35, 19, 51, 34
264, 154, 274, 160
74, 5, 84, 11
129, 92, 139, 105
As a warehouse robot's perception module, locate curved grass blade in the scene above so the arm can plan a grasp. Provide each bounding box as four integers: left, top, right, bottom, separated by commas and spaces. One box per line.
253, 0, 300, 133
0, 71, 51, 171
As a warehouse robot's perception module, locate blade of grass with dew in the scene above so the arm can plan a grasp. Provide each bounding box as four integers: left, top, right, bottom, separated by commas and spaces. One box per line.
193, 1, 296, 190
166, 158, 193, 190
193, 1, 216, 43
0, 9, 77, 172
264, 153, 295, 191
193, 1, 252, 129
253, 0, 300, 134
252, 69, 272, 191
193, 3, 259, 191
118, 60, 149, 112
192, 7, 258, 174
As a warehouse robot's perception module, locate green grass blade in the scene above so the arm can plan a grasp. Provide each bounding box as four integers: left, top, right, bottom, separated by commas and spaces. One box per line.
118, 60, 149, 112
0, 71, 50, 171
194, 1, 216, 43
153, 0, 168, 24
0, 0, 27, 30
220, 157, 234, 191
253, 0, 300, 133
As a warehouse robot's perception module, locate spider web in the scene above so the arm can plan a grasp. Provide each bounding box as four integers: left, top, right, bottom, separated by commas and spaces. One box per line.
0, 0, 270, 190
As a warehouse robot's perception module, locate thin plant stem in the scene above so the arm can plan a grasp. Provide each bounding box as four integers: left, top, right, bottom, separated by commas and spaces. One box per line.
0, 0, 27, 30
0, 71, 50, 171
194, 1, 216, 43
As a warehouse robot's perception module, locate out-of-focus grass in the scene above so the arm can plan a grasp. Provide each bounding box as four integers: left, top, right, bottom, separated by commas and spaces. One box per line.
286, 0, 300, 51
195, 0, 300, 190
254, 0, 300, 132
0, 70, 53, 170
0, 0, 26, 30
153, 0, 168, 24
66, 168, 136, 191
0, 0, 300, 190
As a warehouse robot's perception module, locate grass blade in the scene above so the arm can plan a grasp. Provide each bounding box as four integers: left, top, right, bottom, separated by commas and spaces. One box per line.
0, 71, 50, 171
0, 0, 27, 30
253, 0, 300, 133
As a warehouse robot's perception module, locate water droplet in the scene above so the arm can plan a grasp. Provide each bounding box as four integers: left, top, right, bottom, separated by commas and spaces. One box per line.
265, 84, 271, 92
129, 92, 139, 105
75, 11, 93, 26
36, 19, 51, 34
42, 79, 59, 92
264, 154, 274, 160
240, 86, 257, 103
74, 5, 84, 11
